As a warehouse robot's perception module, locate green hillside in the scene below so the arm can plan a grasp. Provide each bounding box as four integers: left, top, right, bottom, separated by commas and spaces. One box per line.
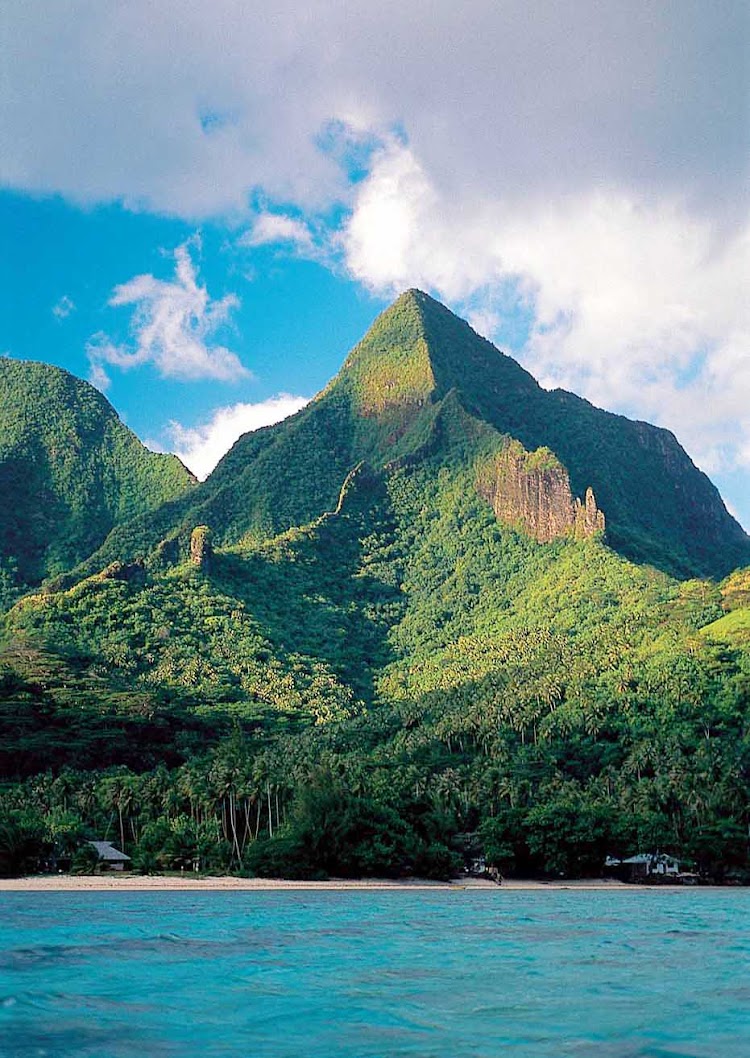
0, 358, 195, 599
2, 436, 749, 881
700, 570, 750, 646
1, 295, 749, 882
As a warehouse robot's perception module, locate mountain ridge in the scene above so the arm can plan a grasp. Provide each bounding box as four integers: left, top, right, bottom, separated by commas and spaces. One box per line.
65, 290, 749, 583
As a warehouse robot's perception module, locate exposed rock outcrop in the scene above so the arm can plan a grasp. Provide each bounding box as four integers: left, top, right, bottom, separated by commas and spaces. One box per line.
190, 525, 213, 569
99, 560, 146, 584
477, 443, 605, 543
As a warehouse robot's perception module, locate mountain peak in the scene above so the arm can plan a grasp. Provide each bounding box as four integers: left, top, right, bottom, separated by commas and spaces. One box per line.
302, 292, 750, 577
394, 287, 444, 313
332, 288, 537, 420
334, 289, 435, 416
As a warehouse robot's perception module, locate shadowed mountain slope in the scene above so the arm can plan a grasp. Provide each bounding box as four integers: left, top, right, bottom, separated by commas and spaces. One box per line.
0, 358, 195, 591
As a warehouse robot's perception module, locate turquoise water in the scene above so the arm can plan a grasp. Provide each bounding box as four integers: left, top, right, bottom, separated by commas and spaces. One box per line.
1, 890, 748, 1057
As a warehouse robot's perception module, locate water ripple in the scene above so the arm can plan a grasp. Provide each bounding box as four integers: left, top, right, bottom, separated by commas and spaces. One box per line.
0, 890, 748, 1058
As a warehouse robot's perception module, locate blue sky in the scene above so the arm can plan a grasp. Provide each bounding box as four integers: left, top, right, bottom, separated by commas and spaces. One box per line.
1, 3, 748, 528
0, 191, 384, 464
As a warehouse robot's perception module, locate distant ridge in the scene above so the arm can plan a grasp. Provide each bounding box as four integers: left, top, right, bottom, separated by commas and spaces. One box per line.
0, 357, 195, 591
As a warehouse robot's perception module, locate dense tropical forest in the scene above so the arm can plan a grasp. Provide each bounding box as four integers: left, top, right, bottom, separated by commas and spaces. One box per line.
1, 293, 749, 880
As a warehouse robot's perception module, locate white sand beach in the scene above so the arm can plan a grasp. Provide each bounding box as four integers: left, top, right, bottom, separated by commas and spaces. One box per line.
0, 875, 681, 892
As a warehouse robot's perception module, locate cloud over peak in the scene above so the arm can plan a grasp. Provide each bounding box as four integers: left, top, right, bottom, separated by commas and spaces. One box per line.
166, 394, 310, 480
4, 1, 748, 516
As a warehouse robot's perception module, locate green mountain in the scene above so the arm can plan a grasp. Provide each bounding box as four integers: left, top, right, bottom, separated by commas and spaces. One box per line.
1, 295, 749, 882
0, 357, 195, 597
81, 290, 749, 582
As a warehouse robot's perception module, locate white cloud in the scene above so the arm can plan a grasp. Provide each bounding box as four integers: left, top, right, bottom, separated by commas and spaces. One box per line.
87, 360, 112, 392
242, 212, 314, 251
344, 140, 502, 299
4, 3, 746, 218
52, 294, 75, 319
4, 2, 749, 518
87, 241, 247, 387
166, 394, 310, 479
465, 309, 501, 342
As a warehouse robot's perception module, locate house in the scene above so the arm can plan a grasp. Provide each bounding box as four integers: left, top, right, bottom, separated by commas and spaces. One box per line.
88, 841, 131, 871
648, 853, 680, 879
604, 852, 680, 883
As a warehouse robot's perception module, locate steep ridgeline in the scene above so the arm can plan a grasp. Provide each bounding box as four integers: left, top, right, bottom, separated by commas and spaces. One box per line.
0, 358, 195, 593
80, 290, 748, 580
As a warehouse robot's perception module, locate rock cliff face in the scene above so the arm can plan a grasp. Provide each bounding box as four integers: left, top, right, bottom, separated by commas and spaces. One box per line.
477, 443, 605, 543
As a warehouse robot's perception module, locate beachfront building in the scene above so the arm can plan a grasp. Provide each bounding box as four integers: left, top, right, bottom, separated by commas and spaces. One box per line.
604, 852, 681, 882
87, 841, 131, 872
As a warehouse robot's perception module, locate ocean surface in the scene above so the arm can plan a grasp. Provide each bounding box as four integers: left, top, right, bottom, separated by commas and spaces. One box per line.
0, 889, 748, 1057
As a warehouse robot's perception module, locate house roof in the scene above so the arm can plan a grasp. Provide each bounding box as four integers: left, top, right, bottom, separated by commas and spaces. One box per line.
88, 841, 131, 862
621, 852, 680, 865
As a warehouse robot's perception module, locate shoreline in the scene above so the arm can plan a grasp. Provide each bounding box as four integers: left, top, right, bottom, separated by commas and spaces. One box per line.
0, 875, 714, 892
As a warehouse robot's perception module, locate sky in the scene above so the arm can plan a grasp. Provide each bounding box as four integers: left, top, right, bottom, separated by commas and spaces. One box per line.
1, 1, 748, 525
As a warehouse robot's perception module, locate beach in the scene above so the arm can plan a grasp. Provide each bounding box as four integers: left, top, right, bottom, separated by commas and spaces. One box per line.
0, 874, 681, 891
